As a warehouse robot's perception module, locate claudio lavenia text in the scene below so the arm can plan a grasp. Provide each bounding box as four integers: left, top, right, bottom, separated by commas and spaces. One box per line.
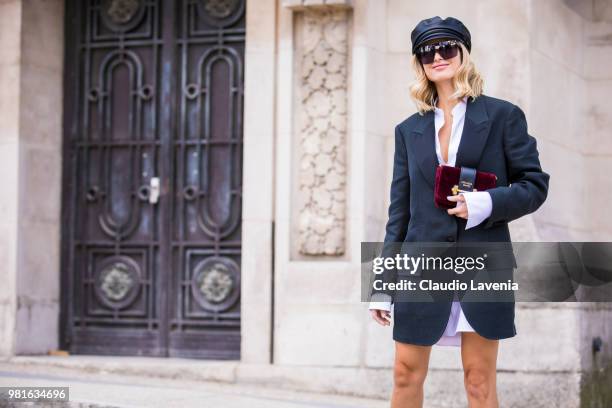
372, 279, 519, 292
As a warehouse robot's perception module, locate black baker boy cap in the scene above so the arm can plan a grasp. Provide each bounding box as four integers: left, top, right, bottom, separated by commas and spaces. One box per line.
411, 16, 472, 55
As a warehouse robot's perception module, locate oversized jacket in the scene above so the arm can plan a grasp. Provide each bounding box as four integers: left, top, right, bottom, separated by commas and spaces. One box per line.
371, 93, 550, 345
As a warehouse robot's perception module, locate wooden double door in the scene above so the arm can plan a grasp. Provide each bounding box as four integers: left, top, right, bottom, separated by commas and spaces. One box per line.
60, 0, 245, 359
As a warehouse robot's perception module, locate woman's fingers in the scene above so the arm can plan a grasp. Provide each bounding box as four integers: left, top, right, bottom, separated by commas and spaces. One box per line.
370, 309, 391, 326
373, 311, 388, 326
383, 311, 391, 324
446, 195, 468, 218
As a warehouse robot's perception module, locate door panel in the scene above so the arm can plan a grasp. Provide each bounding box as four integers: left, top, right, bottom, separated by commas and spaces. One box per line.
169, 0, 244, 359
61, 0, 244, 360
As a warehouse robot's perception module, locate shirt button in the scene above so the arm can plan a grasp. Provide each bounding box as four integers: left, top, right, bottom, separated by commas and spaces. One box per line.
446, 236, 456, 242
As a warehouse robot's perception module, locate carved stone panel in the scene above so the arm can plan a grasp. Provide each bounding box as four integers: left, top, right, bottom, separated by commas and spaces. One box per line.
293, 7, 350, 256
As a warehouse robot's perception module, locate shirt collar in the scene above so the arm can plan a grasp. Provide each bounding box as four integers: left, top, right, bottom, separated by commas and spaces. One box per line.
433, 95, 469, 116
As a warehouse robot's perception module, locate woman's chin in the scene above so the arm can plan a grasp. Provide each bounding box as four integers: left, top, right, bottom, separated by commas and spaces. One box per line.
429, 73, 455, 83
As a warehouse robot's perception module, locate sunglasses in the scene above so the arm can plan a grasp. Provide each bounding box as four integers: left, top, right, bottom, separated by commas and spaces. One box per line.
416, 40, 461, 65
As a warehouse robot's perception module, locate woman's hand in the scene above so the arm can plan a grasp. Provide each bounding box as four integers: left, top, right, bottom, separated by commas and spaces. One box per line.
370, 309, 391, 326
446, 194, 468, 219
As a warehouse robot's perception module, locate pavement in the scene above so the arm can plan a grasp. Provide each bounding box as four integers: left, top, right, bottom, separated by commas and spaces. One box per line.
0, 360, 390, 408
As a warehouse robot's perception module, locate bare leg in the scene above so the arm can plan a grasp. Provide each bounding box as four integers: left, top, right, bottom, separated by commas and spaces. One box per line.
460, 331, 500, 408
391, 341, 432, 408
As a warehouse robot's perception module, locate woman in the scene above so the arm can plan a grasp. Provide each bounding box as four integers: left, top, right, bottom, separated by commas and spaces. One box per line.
368, 16, 550, 408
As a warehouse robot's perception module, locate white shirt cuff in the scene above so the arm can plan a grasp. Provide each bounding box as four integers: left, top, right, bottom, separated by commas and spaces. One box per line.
369, 293, 392, 311
461, 191, 493, 230
369, 301, 392, 312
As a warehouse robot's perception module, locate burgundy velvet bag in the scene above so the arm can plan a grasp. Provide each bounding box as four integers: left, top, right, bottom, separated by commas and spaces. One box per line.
434, 164, 498, 209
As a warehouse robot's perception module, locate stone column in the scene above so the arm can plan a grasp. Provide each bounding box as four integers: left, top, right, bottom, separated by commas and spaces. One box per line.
240, 0, 278, 363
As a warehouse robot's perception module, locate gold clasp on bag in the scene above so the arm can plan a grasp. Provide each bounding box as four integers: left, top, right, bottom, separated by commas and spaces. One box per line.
451, 184, 478, 195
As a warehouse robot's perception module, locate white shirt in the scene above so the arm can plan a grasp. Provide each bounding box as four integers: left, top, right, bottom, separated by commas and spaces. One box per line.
369, 96, 493, 346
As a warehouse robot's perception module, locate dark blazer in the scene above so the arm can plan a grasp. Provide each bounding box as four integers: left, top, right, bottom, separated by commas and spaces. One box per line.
373, 93, 550, 345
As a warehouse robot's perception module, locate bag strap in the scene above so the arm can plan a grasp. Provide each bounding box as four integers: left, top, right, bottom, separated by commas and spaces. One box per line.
458, 166, 477, 192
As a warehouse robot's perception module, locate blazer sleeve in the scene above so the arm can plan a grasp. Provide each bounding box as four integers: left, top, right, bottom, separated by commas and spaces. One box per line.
369, 124, 411, 302
482, 104, 550, 229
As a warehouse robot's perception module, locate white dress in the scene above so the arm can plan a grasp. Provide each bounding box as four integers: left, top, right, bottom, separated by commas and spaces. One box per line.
369, 96, 494, 347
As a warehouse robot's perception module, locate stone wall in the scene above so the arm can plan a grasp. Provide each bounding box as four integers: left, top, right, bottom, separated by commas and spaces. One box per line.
0, 0, 64, 356
0, 0, 23, 356
15, 0, 64, 355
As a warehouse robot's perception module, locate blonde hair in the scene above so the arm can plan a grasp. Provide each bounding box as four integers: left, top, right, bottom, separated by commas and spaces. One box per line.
409, 42, 484, 115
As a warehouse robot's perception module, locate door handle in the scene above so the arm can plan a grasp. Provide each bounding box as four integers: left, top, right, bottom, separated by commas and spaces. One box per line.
149, 177, 160, 204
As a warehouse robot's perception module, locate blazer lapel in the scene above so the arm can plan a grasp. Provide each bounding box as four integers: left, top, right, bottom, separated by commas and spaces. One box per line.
412, 95, 491, 189
455, 95, 490, 169
412, 110, 438, 188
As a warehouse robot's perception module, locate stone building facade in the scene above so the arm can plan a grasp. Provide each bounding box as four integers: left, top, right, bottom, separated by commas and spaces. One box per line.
0, 0, 611, 406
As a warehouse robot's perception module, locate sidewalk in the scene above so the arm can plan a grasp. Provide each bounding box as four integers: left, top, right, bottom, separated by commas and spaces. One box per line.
0, 357, 390, 408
